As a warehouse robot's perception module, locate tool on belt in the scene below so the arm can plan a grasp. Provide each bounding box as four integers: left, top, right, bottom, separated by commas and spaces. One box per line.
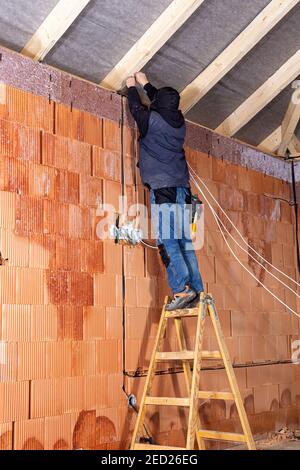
190, 194, 203, 234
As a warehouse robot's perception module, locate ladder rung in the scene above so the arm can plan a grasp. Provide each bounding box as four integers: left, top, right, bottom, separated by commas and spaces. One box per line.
156, 351, 194, 361
156, 351, 221, 361
197, 430, 247, 442
165, 308, 199, 318
134, 444, 186, 450
202, 350, 222, 359
198, 391, 234, 400
145, 397, 190, 407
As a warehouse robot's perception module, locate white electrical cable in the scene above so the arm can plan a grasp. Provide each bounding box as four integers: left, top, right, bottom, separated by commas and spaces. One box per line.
189, 164, 300, 289
189, 172, 299, 299
190, 173, 300, 318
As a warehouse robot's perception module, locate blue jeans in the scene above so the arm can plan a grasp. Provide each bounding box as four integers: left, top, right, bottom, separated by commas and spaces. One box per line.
150, 187, 204, 295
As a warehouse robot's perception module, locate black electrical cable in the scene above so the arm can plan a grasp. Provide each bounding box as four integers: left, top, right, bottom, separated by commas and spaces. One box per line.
119, 97, 154, 443
291, 160, 300, 273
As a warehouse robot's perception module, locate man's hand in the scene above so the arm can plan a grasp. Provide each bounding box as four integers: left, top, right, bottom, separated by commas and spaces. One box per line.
135, 72, 148, 87
126, 76, 136, 88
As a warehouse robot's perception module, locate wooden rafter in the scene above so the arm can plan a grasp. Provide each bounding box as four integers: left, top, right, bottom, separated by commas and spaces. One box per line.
215, 50, 300, 137
21, 0, 91, 61
278, 99, 300, 155
258, 126, 282, 153
100, 0, 205, 90
288, 135, 300, 156
180, 0, 300, 114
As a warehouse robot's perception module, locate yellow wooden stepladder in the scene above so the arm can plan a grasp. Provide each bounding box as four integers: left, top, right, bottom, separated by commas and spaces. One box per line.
130, 292, 256, 450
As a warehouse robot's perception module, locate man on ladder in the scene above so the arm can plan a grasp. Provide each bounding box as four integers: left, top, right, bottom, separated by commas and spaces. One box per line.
126, 72, 204, 311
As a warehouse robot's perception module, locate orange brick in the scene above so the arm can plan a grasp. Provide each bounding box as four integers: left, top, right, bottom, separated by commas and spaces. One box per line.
80, 174, 103, 208
15, 195, 43, 235
71, 340, 96, 376
83, 306, 106, 340
31, 305, 57, 341
55, 103, 102, 147
14, 418, 45, 450
0, 422, 13, 450
0, 191, 16, 229
0, 118, 40, 162
106, 307, 122, 340
55, 169, 79, 204
69, 271, 93, 306
136, 277, 158, 308
57, 306, 83, 340
0, 267, 17, 304
0, 228, 29, 267
1, 304, 31, 341
103, 119, 120, 152
29, 163, 57, 199
0, 85, 54, 132
44, 200, 69, 236
69, 204, 92, 239
125, 277, 137, 307
72, 409, 96, 450
92, 147, 121, 182
18, 342, 46, 381
46, 341, 72, 378
42, 132, 92, 174
16, 267, 45, 304
0, 381, 29, 422
46, 269, 69, 305
0, 156, 29, 194
94, 273, 122, 307
81, 239, 104, 273
123, 126, 134, 157
84, 375, 108, 410
29, 233, 55, 269
45, 413, 73, 450
56, 237, 81, 271
254, 384, 279, 414
126, 307, 149, 340
124, 245, 145, 277
0, 342, 17, 381
125, 339, 144, 371
96, 339, 122, 374
103, 180, 122, 210
103, 240, 122, 274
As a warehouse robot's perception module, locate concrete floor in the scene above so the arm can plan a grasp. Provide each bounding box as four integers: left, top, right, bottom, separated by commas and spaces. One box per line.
258, 440, 300, 450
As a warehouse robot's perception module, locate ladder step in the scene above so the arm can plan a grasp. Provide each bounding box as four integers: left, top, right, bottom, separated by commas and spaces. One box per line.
156, 351, 222, 361
145, 397, 190, 407
165, 308, 199, 318
198, 391, 234, 400
134, 444, 186, 450
197, 430, 247, 442
156, 351, 194, 361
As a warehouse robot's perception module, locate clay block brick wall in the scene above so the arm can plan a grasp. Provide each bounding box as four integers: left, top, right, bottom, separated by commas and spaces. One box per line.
0, 81, 299, 451
0, 85, 129, 450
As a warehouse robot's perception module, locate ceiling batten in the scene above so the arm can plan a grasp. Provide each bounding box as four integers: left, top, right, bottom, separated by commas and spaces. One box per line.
180, 0, 300, 114
215, 49, 300, 137
100, 0, 206, 90
21, 0, 91, 61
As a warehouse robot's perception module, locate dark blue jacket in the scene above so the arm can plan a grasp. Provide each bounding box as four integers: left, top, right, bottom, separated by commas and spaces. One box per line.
139, 111, 189, 190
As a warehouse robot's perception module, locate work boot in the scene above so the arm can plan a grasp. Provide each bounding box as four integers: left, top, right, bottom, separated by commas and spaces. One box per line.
185, 292, 204, 308
165, 286, 197, 311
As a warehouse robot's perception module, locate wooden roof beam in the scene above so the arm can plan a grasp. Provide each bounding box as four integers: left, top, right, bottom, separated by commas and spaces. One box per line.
278, 99, 300, 155
21, 0, 91, 61
215, 50, 300, 137
180, 0, 300, 114
100, 0, 206, 90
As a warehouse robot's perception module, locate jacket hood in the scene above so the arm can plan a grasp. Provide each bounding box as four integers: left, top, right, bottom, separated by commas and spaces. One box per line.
150, 87, 185, 128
